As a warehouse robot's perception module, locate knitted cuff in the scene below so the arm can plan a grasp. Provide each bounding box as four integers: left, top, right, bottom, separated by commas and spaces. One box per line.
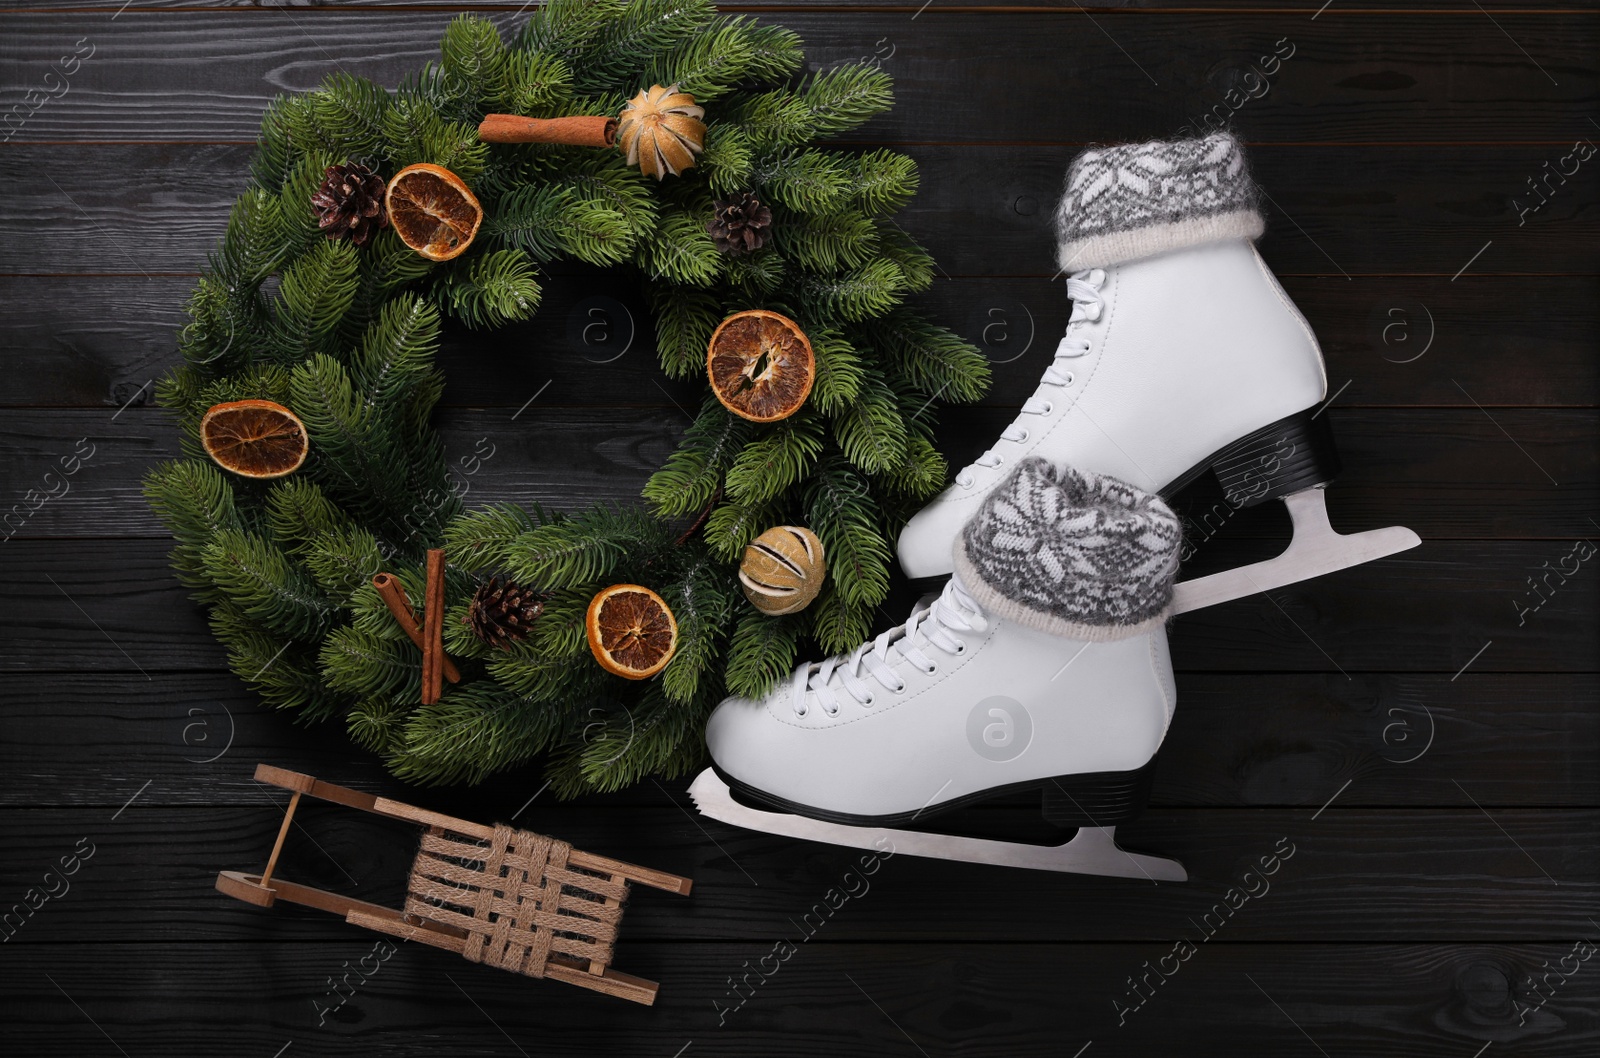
1054, 132, 1264, 272
952, 459, 1182, 642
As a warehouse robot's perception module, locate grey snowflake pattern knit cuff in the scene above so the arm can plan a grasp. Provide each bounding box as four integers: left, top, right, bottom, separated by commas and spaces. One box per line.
1054, 132, 1264, 272
953, 459, 1182, 642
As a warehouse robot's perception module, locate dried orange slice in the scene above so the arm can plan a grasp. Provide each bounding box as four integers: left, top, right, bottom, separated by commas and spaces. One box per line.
200, 399, 308, 479
706, 309, 815, 423
586, 584, 678, 680
384, 163, 483, 262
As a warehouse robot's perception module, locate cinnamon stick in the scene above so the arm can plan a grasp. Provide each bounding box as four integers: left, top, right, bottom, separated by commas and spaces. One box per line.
421, 550, 447, 705
478, 114, 617, 148
372, 573, 459, 684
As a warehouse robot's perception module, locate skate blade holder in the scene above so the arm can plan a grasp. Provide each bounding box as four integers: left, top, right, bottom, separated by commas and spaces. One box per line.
1172, 487, 1420, 615
688, 770, 1186, 882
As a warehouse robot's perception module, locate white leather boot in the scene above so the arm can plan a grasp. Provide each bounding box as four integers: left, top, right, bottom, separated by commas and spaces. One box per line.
692, 460, 1188, 879
897, 134, 1417, 608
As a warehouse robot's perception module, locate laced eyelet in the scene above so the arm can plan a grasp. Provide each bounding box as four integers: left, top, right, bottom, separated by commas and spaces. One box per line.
794, 706, 808, 718
925, 663, 937, 675
824, 706, 839, 717
953, 642, 967, 655
863, 694, 876, 706
894, 682, 907, 694
1062, 372, 1075, 386
1014, 429, 1030, 444
1041, 402, 1054, 415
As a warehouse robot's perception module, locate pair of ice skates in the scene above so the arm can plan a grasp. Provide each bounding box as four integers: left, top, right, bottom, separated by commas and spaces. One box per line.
690, 134, 1419, 880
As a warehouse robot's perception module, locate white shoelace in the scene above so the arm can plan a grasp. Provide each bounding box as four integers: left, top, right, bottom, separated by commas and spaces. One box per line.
791, 577, 988, 718
955, 269, 1106, 488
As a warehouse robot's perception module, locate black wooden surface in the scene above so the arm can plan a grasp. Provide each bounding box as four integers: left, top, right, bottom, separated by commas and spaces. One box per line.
2, 3, 1598, 1056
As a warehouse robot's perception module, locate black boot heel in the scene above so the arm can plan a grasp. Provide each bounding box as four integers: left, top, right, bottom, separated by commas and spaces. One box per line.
1209, 407, 1341, 509
1040, 759, 1159, 828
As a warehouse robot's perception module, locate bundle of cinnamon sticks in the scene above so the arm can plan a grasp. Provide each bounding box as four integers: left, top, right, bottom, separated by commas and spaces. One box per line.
372, 548, 455, 705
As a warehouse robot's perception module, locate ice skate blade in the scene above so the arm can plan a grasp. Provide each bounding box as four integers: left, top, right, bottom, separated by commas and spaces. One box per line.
687, 770, 1186, 882
1172, 488, 1420, 615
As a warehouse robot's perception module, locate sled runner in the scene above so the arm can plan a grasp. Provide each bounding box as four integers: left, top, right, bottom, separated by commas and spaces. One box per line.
216, 764, 692, 1005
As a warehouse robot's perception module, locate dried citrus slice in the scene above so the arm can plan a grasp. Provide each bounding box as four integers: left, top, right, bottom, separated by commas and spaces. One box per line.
384, 163, 483, 262
586, 584, 678, 680
706, 309, 815, 423
200, 399, 308, 479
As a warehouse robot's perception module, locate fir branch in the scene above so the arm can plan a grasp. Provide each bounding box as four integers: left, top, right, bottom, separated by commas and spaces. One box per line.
267, 240, 361, 362
288, 353, 417, 533
213, 188, 292, 289
545, 685, 707, 795
320, 624, 418, 699
144, 460, 242, 594
310, 72, 392, 163
725, 412, 826, 506
438, 14, 511, 108
648, 285, 723, 378
504, 506, 659, 589
444, 503, 540, 572
700, 122, 755, 195
212, 603, 345, 720
807, 327, 865, 415
266, 478, 350, 554
797, 258, 907, 321
636, 206, 722, 286
799, 64, 894, 139
863, 309, 991, 403
485, 184, 634, 266
643, 397, 749, 516
876, 222, 936, 293
661, 556, 732, 703
757, 149, 852, 214
774, 207, 880, 273
489, 652, 583, 702
852, 149, 919, 215
702, 496, 782, 562
382, 93, 488, 184
809, 580, 873, 656
390, 684, 568, 786
831, 373, 908, 474
725, 609, 801, 700
305, 527, 385, 601
724, 250, 786, 298
804, 456, 891, 610
350, 294, 441, 408
202, 528, 341, 641
434, 248, 543, 329
499, 49, 574, 116
347, 694, 411, 755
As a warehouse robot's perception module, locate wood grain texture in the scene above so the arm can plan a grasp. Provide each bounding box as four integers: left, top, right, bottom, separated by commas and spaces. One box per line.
1, 537, 1594, 671
1, 143, 1595, 276
2, 1, 1596, 1052
0, 803, 1595, 942
2, 673, 1592, 808
1, 406, 1594, 537
1, 11, 1594, 143
2, 274, 1596, 409
2, 941, 1596, 1057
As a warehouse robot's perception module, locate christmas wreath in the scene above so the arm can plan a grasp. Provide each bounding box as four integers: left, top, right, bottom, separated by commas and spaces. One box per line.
144, 0, 988, 795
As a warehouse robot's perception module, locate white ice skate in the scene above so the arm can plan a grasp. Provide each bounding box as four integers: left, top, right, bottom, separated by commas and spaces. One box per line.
693, 461, 1189, 879
897, 133, 1419, 610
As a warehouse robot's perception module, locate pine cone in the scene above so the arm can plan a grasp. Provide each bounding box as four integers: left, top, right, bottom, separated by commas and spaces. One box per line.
465, 577, 547, 650
708, 191, 773, 257
311, 162, 387, 247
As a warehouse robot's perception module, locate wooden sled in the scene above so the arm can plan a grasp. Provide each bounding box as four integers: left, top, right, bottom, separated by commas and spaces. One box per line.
217, 764, 693, 1006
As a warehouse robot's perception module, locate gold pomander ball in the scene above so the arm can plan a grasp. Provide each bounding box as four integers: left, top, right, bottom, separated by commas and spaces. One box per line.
617, 84, 706, 180
739, 526, 827, 616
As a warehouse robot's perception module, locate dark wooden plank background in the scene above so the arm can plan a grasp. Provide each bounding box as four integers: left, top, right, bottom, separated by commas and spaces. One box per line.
2, 3, 1596, 1056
